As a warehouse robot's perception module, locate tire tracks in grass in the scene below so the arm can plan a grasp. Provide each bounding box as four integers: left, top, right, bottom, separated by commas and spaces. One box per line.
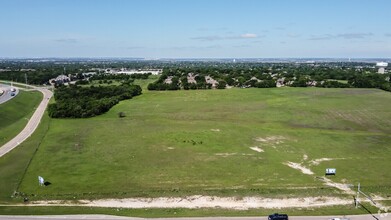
15, 115, 52, 195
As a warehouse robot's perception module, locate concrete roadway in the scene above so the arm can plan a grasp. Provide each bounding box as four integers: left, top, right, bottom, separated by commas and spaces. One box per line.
0, 84, 19, 104
0, 82, 52, 157
0, 214, 389, 220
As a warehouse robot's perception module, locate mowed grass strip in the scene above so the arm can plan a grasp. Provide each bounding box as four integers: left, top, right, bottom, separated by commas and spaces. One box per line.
19, 88, 391, 200
0, 90, 42, 146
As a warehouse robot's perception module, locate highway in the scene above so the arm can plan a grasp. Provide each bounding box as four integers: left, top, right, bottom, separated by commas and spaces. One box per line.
0, 82, 52, 157
0, 214, 389, 220
0, 84, 19, 104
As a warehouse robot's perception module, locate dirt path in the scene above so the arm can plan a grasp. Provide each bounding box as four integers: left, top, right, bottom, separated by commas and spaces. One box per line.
24, 196, 353, 210
283, 160, 389, 212
283, 161, 355, 194
284, 162, 314, 175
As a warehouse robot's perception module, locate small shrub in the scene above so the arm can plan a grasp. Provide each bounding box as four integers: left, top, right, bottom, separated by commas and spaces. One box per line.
118, 112, 126, 118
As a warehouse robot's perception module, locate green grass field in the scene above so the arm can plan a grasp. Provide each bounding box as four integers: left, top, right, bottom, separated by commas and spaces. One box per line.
0, 90, 44, 202
13, 87, 390, 202
0, 90, 42, 146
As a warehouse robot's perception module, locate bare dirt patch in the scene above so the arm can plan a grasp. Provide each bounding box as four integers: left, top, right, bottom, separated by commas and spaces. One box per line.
309, 158, 333, 165
319, 177, 355, 195
309, 158, 345, 166
283, 162, 356, 196
284, 162, 314, 175
28, 196, 352, 210
255, 136, 286, 144
254, 136, 287, 149
249, 146, 264, 153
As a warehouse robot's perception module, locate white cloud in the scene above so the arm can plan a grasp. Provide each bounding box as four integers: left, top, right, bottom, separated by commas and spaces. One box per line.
240, 33, 258, 38
309, 32, 373, 40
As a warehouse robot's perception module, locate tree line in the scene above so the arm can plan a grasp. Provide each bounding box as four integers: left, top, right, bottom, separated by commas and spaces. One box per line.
146, 66, 390, 92
0, 71, 58, 85
1, 60, 389, 92
48, 84, 142, 118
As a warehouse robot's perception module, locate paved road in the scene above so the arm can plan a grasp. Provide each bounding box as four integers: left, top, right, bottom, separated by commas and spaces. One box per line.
0, 83, 52, 157
0, 84, 18, 104
0, 214, 389, 220
0, 215, 137, 220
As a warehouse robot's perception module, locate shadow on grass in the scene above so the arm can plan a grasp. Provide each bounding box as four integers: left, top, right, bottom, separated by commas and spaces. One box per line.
358, 201, 379, 220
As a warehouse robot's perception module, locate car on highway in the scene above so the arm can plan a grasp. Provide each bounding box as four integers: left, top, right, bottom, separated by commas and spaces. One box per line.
268, 213, 288, 220
11, 92, 15, 96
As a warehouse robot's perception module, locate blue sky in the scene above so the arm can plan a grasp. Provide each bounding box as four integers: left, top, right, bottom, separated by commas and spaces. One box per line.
0, 0, 390, 58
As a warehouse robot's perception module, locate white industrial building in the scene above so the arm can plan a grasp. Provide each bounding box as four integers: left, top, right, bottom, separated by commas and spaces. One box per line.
376, 62, 388, 74
106, 68, 162, 75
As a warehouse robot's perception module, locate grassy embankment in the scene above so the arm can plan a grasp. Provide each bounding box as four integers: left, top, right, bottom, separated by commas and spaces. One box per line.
0, 90, 43, 202
0, 90, 42, 147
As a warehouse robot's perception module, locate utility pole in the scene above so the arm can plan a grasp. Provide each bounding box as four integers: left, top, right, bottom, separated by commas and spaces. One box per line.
25, 73, 28, 89
355, 183, 376, 208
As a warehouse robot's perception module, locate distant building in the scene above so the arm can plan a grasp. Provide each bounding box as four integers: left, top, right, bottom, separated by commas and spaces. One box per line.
276, 78, 285, 87
105, 68, 162, 75
187, 73, 197, 84
164, 76, 173, 84
82, 72, 97, 77
376, 62, 388, 74
50, 74, 70, 85
250, 76, 261, 82
205, 75, 218, 88
306, 80, 317, 87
